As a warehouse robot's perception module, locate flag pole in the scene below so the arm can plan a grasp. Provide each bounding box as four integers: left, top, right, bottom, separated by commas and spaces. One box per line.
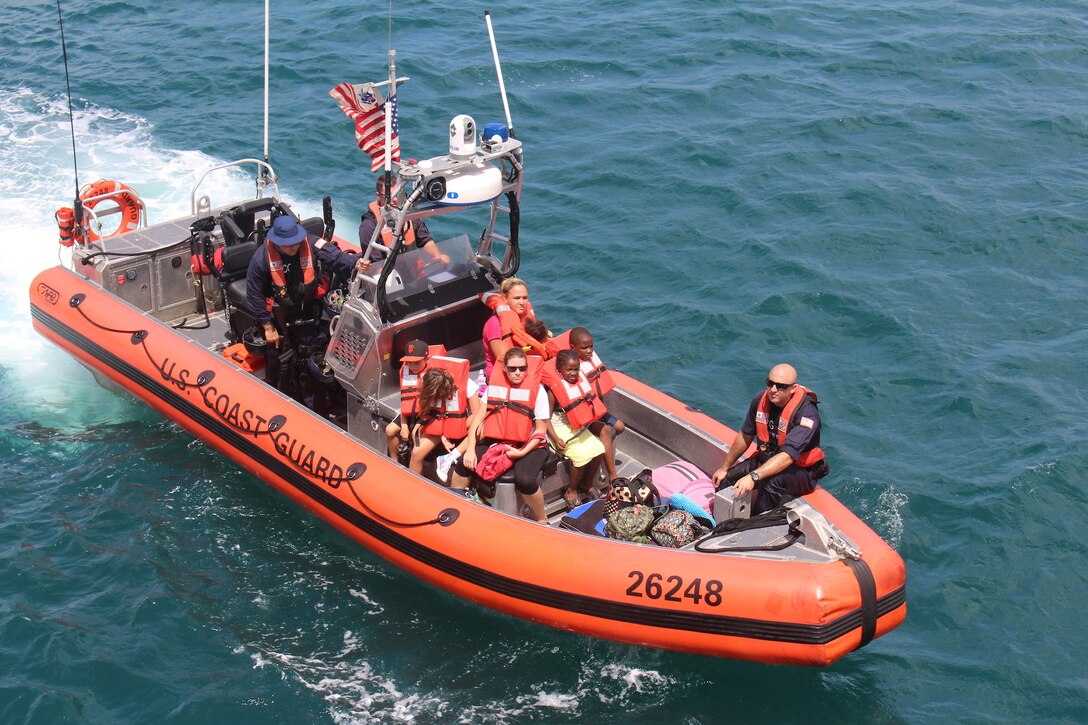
383, 49, 396, 202
484, 10, 514, 138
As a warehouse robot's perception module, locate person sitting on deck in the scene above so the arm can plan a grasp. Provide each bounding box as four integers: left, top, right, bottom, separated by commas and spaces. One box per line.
544, 350, 606, 510
562, 326, 626, 484
356, 176, 450, 273
385, 339, 436, 461
710, 363, 830, 514
449, 347, 550, 523
480, 277, 549, 380
407, 365, 481, 476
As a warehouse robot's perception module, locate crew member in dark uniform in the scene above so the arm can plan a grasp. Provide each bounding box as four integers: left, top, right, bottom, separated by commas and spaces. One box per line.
711, 363, 830, 514
356, 176, 449, 273
245, 215, 362, 407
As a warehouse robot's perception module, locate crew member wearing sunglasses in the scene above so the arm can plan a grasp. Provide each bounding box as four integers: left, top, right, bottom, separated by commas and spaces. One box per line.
710, 363, 829, 514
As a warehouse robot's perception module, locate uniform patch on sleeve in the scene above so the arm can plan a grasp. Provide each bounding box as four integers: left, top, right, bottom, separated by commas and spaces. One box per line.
799, 416, 815, 429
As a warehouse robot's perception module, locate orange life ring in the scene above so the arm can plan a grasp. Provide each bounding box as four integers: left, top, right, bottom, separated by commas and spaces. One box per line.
79, 179, 142, 242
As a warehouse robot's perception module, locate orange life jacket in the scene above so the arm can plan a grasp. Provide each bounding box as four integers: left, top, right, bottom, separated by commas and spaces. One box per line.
755, 385, 825, 468
367, 201, 417, 249
552, 328, 616, 398
546, 368, 608, 429
481, 292, 549, 360
264, 238, 330, 332
483, 356, 543, 443
267, 237, 315, 287
398, 344, 448, 418
419, 355, 471, 439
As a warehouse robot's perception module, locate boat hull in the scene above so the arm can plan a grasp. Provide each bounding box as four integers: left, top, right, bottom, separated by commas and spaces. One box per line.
30, 266, 906, 666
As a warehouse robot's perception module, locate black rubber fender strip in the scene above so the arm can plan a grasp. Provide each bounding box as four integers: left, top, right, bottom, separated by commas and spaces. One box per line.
845, 557, 878, 649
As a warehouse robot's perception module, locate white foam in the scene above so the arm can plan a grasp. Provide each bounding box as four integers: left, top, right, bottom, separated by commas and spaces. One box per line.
249, 631, 450, 724
0, 87, 313, 426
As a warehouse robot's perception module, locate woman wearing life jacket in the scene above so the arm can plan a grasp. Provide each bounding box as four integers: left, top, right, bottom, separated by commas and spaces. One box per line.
244, 215, 362, 406
545, 350, 607, 510
356, 176, 450, 272
449, 348, 551, 523
710, 363, 829, 515
407, 360, 480, 476
480, 277, 549, 377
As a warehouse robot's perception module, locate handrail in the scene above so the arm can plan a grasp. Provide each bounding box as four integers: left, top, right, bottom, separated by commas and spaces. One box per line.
189, 158, 279, 215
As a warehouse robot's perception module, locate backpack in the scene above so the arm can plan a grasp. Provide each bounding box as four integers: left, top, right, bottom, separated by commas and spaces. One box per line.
650, 509, 711, 548
559, 499, 608, 536
604, 469, 660, 517
605, 504, 656, 543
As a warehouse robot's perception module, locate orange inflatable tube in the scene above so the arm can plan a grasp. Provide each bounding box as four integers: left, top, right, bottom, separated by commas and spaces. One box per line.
30, 266, 905, 666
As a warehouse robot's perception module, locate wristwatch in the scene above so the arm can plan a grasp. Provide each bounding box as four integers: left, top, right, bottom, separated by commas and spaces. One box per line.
749, 471, 761, 482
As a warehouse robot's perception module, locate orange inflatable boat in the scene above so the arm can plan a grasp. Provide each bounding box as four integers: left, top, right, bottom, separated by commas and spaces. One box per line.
31, 115, 904, 667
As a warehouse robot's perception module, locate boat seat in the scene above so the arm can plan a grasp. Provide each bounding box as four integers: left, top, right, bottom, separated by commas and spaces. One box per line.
217, 240, 260, 340
221, 198, 278, 245
301, 216, 324, 239
490, 473, 519, 515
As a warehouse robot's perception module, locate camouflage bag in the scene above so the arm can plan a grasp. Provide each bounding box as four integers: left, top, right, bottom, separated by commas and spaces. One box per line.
605, 504, 656, 544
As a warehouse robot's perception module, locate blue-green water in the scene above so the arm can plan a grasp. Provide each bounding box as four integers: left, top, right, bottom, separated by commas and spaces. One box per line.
2, 1, 1087, 722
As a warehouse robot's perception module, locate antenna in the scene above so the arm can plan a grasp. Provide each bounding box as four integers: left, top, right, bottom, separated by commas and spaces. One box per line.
484, 10, 515, 138
260, 0, 272, 194
55, 0, 83, 226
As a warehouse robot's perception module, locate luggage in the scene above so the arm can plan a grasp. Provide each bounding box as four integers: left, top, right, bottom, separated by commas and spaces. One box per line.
650, 509, 711, 548
604, 468, 659, 517
559, 499, 608, 536
604, 504, 656, 543
651, 461, 715, 517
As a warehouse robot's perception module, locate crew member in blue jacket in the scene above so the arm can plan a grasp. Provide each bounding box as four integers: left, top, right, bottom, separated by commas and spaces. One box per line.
711, 363, 830, 514
245, 215, 362, 405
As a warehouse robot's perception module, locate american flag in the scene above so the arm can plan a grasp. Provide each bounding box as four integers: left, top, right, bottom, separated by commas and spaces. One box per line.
329, 82, 401, 172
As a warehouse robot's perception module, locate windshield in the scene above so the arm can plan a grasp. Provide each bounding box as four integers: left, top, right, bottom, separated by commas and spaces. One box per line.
382, 233, 478, 301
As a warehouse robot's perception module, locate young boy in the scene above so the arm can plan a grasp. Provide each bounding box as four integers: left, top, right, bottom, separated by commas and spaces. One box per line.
568, 327, 626, 482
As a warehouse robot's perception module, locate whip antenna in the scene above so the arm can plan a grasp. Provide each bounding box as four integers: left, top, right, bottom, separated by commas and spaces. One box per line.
55, 0, 82, 221
260, 0, 272, 193
263, 0, 269, 166
484, 10, 515, 138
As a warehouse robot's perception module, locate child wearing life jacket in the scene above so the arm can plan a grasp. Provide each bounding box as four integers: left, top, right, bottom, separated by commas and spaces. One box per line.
545, 350, 606, 510
385, 339, 434, 460
449, 347, 551, 523
566, 327, 626, 483
408, 366, 481, 476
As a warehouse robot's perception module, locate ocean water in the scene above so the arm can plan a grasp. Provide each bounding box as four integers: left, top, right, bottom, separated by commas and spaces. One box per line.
2, 0, 1087, 722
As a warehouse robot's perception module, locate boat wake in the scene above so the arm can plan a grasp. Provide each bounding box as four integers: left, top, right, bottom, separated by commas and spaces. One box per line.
248, 629, 677, 724
0, 86, 309, 425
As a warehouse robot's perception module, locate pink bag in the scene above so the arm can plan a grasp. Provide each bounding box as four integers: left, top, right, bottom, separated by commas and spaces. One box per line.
475, 443, 514, 481
651, 461, 715, 517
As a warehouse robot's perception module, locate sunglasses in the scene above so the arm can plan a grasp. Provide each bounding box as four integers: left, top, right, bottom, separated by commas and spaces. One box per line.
506, 364, 528, 373
766, 379, 795, 391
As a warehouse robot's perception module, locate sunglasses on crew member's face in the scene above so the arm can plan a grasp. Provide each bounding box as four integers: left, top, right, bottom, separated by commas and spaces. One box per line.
766, 379, 795, 391
506, 364, 527, 373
